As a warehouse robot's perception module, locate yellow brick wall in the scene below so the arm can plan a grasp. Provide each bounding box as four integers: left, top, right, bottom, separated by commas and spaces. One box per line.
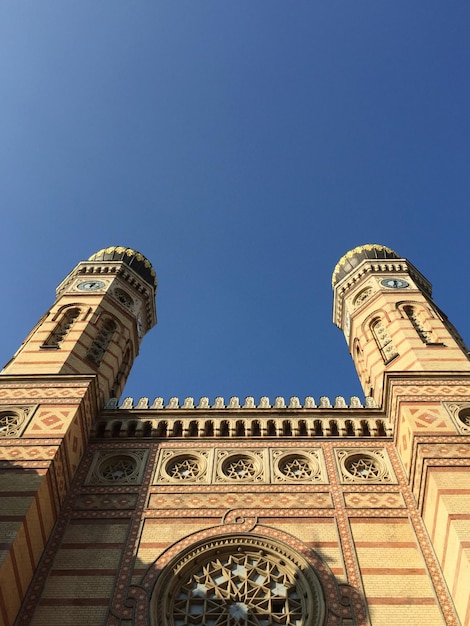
350, 517, 446, 626
422, 468, 470, 625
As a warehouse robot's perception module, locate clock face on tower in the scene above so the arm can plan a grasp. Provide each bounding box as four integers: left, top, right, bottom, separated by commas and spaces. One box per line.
380, 278, 409, 289
77, 280, 106, 291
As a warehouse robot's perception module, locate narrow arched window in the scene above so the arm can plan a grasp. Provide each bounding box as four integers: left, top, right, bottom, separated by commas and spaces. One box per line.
86, 318, 117, 366
236, 421, 246, 437
283, 421, 292, 436
43, 307, 80, 348
403, 305, 434, 344
188, 421, 198, 437
205, 421, 214, 436
371, 317, 398, 363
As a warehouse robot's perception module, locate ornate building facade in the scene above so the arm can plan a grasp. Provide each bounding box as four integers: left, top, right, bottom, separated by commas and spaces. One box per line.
1, 244, 470, 626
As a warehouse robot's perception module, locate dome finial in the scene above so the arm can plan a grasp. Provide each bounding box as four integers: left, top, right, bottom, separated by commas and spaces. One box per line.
332, 244, 399, 287
88, 246, 157, 289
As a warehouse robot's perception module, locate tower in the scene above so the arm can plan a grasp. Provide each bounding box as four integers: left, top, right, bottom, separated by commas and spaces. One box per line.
0, 247, 157, 626
333, 244, 470, 624
332, 244, 470, 407
1, 244, 470, 626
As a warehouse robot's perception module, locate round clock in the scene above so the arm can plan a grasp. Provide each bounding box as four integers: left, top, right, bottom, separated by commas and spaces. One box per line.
380, 278, 409, 289
77, 280, 105, 291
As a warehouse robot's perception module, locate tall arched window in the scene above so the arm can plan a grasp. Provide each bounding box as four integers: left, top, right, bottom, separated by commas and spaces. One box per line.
86, 318, 117, 366
403, 305, 434, 344
371, 317, 398, 363
42, 307, 80, 348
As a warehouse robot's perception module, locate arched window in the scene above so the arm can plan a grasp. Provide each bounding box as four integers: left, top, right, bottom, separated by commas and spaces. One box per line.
267, 420, 277, 436
314, 420, 323, 436
330, 421, 339, 436
150, 536, 326, 626
204, 421, 214, 437
86, 318, 117, 366
42, 307, 80, 348
371, 317, 398, 363
172, 421, 183, 437
188, 421, 198, 437
235, 420, 246, 437
155, 421, 167, 437
403, 305, 434, 344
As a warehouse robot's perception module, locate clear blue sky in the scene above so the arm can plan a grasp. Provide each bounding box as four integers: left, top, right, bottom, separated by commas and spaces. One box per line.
1, 2, 469, 405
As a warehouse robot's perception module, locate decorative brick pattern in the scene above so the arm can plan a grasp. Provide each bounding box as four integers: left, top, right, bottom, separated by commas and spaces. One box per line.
148, 491, 333, 510
344, 492, 405, 509
24, 407, 75, 436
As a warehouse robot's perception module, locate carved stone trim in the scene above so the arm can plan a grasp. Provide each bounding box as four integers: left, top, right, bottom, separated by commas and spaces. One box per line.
86, 449, 148, 485
149, 534, 326, 626
271, 448, 327, 484
154, 449, 211, 484
442, 401, 470, 434
0, 405, 36, 437
335, 448, 395, 484
215, 449, 266, 483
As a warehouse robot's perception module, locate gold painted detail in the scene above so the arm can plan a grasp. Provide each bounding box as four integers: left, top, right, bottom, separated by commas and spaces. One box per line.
88, 247, 157, 280
332, 243, 397, 287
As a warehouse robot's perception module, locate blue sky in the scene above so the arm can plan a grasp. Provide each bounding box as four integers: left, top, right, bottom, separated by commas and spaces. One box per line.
1, 2, 469, 405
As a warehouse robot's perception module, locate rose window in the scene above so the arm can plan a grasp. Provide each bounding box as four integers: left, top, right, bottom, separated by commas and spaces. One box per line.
99, 455, 138, 482
458, 408, 470, 427
278, 455, 318, 480
152, 538, 324, 626
344, 454, 381, 480
0, 411, 22, 437
167, 455, 202, 480
222, 455, 258, 480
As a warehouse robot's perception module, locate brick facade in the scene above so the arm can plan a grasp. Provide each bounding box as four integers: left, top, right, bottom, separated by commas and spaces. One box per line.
1, 245, 469, 625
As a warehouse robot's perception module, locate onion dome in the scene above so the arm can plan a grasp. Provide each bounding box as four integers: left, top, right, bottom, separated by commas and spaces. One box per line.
332, 244, 400, 287
88, 247, 157, 289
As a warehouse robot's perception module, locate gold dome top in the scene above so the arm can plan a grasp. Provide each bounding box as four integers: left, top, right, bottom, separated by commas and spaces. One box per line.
332, 244, 399, 287
88, 247, 157, 289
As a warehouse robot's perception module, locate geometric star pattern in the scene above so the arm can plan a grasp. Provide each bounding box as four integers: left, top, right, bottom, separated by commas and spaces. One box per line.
168, 456, 202, 480
222, 456, 257, 481
278, 455, 317, 479
345, 456, 381, 479
172, 550, 305, 626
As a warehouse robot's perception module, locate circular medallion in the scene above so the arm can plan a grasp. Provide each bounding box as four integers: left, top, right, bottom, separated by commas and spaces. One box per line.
221, 454, 260, 481
164, 454, 204, 481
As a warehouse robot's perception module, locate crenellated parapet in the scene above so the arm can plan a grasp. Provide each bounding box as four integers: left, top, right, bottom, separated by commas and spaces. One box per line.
96, 394, 391, 439
105, 394, 378, 410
